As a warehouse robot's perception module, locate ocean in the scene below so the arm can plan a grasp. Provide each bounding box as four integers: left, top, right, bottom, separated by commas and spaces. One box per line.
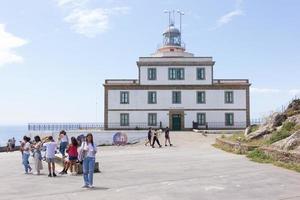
0, 125, 148, 147
0, 125, 28, 147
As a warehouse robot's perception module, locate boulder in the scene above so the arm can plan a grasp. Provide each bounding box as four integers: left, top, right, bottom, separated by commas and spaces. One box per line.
272, 113, 287, 127
246, 126, 272, 140
246, 113, 285, 140
285, 99, 300, 116
271, 131, 300, 151
244, 125, 258, 136
286, 114, 300, 125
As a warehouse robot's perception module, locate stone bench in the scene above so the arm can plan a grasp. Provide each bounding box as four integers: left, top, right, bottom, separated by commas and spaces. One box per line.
54, 154, 100, 174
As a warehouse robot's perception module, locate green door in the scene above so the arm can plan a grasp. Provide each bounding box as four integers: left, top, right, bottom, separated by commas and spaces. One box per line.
172, 114, 181, 131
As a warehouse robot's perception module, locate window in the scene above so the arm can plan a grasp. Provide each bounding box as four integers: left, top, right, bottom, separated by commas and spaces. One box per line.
197, 113, 206, 126
225, 113, 234, 126
148, 113, 157, 126
169, 68, 184, 80
172, 91, 181, 104
120, 113, 129, 126
197, 68, 206, 80
120, 91, 129, 104
148, 68, 156, 80
225, 91, 234, 104
197, 91, 206, 104
148, 91, 157, 104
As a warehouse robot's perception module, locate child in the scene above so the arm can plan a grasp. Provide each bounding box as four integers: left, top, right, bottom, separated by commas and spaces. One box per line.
60, 137, 79, 175
43, 136, 57, 177
164, 127, 172, 146
152, 129, 162, 148
21, 136, 32, 174
145, 127, 152, 146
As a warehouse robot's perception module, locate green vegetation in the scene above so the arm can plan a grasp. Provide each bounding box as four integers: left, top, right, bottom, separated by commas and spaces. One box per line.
249, 125, 259, 133
247, 149, 300, 173
267, 122, 296, 144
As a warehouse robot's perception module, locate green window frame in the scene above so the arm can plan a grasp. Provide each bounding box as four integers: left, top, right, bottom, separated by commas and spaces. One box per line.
148, 113, 157, 126
148, 91, 157, 104
197, 91, 206, 104
197, 113, 206, 126
225, 91, 234, 104
120, 91, 129, 104
168, 68, 184, 80
120, 113, 129, 126
147, 68, 157, 80
197, 68, 206, 80
225, 113, 234, 126
172, 91, 181, 104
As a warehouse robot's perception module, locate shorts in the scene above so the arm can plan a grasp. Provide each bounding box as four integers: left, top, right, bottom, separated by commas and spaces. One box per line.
46, 158, 55, 163
69, 156, 77, 161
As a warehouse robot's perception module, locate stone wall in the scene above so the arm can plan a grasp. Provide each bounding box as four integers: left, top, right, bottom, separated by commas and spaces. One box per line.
215, 138, 258, 154
260, 146, 300, 164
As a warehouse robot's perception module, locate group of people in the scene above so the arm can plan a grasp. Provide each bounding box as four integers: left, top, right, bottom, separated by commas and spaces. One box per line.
6, 137, 16, 152
20, 130, 97, 188
145, 127, 173, 148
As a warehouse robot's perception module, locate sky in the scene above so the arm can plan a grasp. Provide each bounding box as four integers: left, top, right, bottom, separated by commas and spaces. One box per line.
0, 0, 299, 125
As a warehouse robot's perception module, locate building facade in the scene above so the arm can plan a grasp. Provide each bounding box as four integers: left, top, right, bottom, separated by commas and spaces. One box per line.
103, 21, 250, 130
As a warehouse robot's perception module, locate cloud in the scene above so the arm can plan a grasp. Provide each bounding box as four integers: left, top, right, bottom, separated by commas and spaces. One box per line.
251, 88, 300, 98
251, 87, 280, 94
0, 24, 28, 67
55, 0, 130, 37
55, 0, 89, 8
288, 89, 300, 97
211, 0, 244, 30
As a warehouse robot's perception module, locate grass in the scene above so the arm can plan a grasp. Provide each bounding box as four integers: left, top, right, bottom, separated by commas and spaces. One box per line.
266, 121, 296, 144
247, 149, 300, 173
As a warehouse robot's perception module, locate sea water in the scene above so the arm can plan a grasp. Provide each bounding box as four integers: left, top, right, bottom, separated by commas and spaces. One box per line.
0, 125, 149, 147
0, 125, 27, 147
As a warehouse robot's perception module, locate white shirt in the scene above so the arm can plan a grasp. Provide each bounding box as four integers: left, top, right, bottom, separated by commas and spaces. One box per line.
83, 143, 97, 158
43, 142, 57, 158
23, 142, 31, 155
61, 135, 69, 143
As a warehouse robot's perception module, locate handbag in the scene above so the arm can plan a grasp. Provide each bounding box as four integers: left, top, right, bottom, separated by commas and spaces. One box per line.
78, 142, 86, 162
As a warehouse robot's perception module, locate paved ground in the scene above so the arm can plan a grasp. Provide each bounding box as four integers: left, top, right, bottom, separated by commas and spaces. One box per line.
1, 132, 300, 200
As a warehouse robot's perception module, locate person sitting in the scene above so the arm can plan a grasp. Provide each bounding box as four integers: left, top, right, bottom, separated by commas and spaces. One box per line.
60, 137, 79, 175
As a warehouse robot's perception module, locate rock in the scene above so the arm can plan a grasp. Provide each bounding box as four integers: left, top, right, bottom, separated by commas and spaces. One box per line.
273, 113, 287, 127
246, 113, 285, 140
246, 126, 272, 140
244, 126, 251, 136
244, 125, 258, 136
271, 131, 300, 151
285, 99, 300, 116
286, 113, 300, 125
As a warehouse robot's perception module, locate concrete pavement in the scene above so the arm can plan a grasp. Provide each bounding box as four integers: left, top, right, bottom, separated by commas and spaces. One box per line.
1, 132, 300, 200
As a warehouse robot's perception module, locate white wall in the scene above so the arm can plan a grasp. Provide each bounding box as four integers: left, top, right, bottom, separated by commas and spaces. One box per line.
107, 110, 247, 129
139, 66, 213, 85
108, 89, 247, 110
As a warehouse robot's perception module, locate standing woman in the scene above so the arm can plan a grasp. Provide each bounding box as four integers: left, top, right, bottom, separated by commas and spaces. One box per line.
32, 136, 43, 175
81, 133, 97, 188
21, 136, 32, 174
59, 130, 69, 157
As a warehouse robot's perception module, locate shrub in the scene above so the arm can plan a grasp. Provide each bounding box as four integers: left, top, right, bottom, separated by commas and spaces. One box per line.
268, 130, 291, 144
249, 125, 259, 133
282, 121, 296, 132
247, 149, 271, 163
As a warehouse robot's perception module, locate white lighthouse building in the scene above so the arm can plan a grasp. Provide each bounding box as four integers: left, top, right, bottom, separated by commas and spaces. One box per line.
103, 15, 250, 131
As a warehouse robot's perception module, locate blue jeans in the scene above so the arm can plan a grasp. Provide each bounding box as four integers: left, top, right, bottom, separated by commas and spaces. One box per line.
59, 142, 68, 156
22, 153, 30, 173
83, 157, 95, 186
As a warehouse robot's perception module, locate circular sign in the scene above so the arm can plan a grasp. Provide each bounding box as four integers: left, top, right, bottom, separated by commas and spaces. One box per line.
113, 132, 128, 145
